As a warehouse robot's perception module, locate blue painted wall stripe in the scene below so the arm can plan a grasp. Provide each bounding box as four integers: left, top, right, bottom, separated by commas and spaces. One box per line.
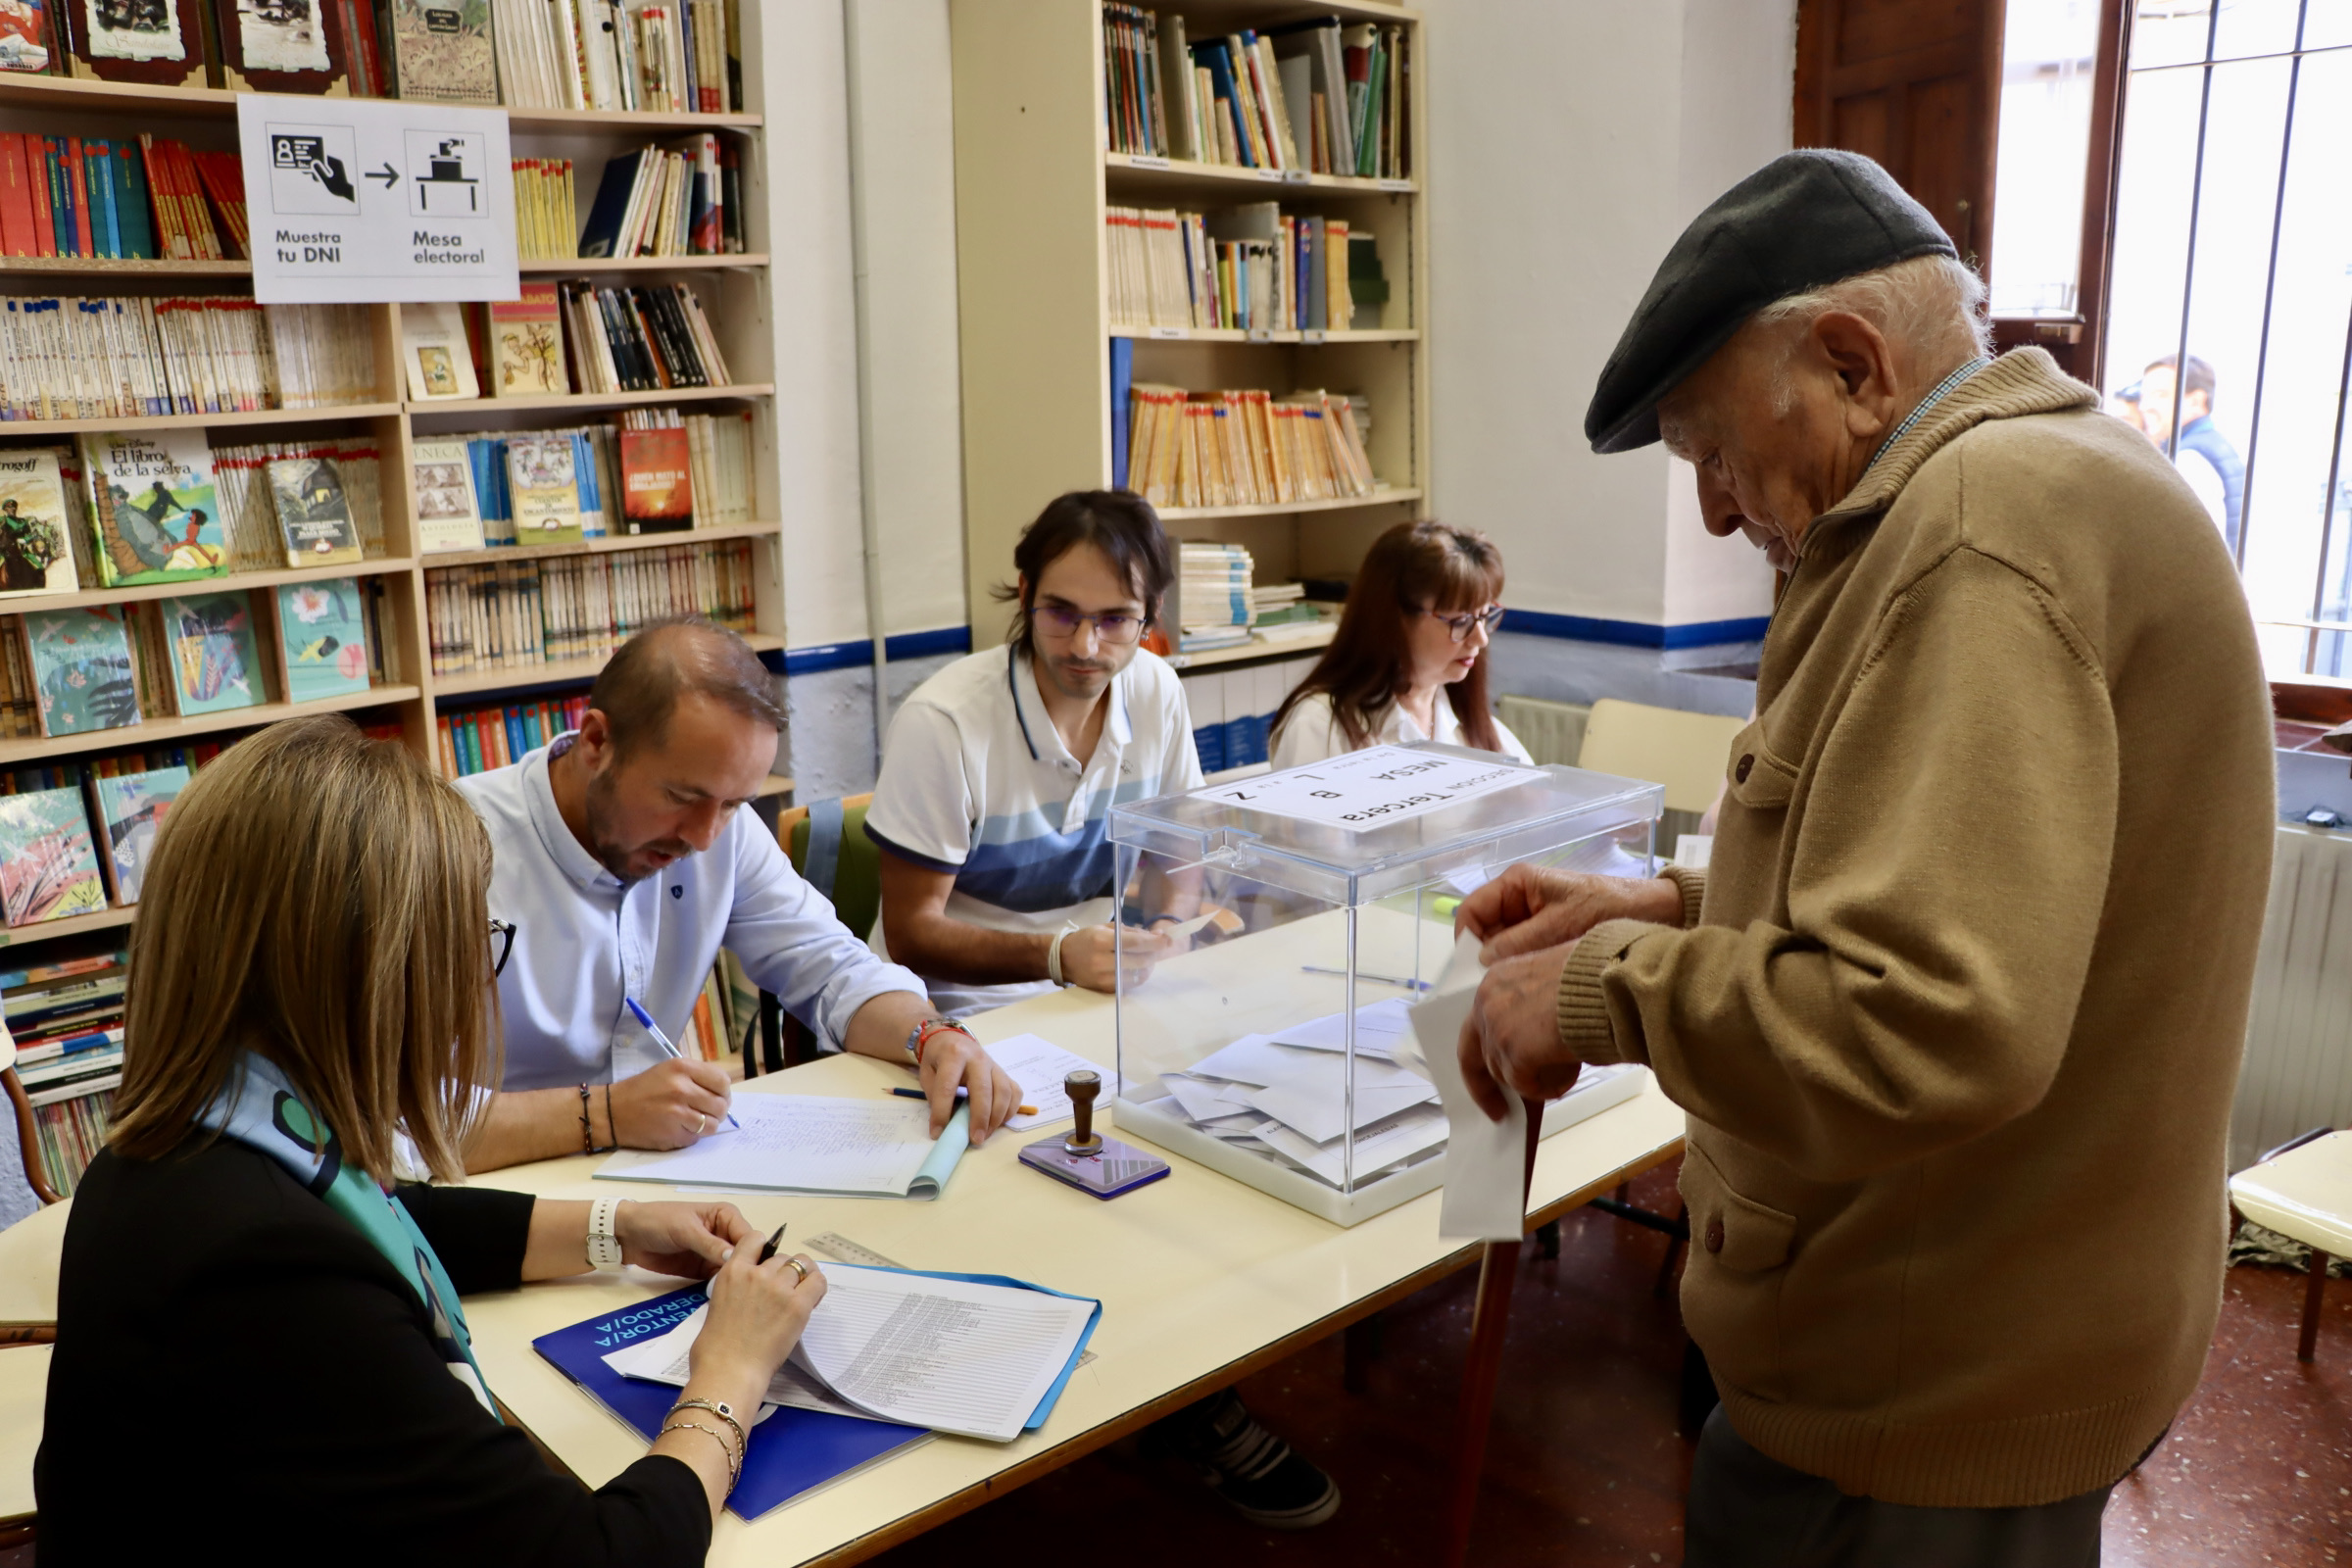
780, 625, 974, 676
1499, 610, 1771, 650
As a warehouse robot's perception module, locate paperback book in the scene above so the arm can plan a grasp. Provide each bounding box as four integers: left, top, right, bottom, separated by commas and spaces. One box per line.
24, 606, 140, 737
92, 763, 188, 904
217, 0, 345, 91
412, 439, 486, 553
0, 786, 106, 925
505, 432, 585, 545
385, 0, 496, 103
0, 449, 81, 600
267, 454, 363, 567
78, 429, 227, 586
490, 282, 567, 397
160, 590, 264, 716
0, 0, 52, 71
618, 418, 691, 533
65, 0, 206, 86
401, 301, 481, 401
274, 577, 370, 703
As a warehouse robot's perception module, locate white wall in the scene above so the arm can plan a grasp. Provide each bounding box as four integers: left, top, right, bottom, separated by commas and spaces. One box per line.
1423, 0, 1791, 634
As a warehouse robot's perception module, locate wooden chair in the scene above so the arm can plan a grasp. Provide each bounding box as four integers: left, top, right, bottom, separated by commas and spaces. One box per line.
1575, 697, 1747, 833
3, 1027, 62, 1208
2230, 1127, 2351, 1361
744, 793, 879, 1076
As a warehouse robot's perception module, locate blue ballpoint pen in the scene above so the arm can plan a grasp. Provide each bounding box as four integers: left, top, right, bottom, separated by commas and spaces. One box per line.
625, 996, 741, 1130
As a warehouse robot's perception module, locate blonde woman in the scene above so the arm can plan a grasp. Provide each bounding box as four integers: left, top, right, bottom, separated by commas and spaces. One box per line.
36, 716, 822, 1564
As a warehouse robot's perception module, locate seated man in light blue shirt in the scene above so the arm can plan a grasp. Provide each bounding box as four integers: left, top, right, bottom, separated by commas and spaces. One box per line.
454, 617, 1019, 1174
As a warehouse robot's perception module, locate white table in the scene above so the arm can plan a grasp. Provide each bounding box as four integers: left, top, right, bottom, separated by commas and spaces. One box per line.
464, 964, 1686, 1566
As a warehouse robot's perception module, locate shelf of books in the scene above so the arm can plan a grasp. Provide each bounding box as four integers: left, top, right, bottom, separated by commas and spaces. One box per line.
0, 0, 788, 1190
954, 0, 1424, 663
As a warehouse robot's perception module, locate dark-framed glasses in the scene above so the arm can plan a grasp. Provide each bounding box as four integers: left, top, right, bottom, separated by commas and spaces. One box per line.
1428, 606, 1506, 644
490, 918, 516, 978
1033, 604, 1146, 645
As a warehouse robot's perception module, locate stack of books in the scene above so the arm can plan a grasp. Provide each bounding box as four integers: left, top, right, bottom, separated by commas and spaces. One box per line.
485, 0, 742, 112
409, 410, 752, 554
0, 298, 376, 422
214, 436, 387, 571
559, 280, 733, 392
1102, 7, 1410, 180
579, 137, 746, 260
514, 158, 578, 262
1177, 540, 1253, 654
0, 133, 242, 263
12, 948, 127, 1194
438, 693, 591, 777
1126, 385, 1375, 510
1106, 204, 1354, 334
422, 537, 757, 679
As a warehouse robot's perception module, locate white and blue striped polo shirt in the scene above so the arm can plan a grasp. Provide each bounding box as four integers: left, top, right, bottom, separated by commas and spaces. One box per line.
866, 643, 1203, 1017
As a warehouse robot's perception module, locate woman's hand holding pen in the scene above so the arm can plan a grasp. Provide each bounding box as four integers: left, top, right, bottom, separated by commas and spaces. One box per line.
915, 1025, 1023, 1146
660, 1217, 827, 1518
608, 1056, 737, 1149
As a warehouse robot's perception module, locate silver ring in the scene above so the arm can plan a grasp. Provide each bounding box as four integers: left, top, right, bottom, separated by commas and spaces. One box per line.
787, 1256, 810, 1285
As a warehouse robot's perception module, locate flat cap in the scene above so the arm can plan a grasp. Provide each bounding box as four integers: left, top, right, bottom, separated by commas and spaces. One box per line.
1583, 149, 1956, 455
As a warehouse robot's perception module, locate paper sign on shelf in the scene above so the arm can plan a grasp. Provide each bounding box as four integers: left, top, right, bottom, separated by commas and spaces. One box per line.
1191, 743, 1542, 832
238, 95, 519, 305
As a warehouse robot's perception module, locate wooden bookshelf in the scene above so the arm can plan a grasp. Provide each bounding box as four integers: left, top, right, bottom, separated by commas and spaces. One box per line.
0, 12, 789, 959
952, 0, 1431, 649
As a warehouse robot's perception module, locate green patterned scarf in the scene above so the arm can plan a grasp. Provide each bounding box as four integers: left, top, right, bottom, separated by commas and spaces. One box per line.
196, 1052, 500, 1420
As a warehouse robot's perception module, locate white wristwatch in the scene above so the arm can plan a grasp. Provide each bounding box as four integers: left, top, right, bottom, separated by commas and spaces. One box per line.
587, 1196, 624, 1270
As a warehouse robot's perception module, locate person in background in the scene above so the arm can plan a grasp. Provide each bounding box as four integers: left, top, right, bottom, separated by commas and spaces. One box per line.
452, 617, 1019, 1174
2140, 352, 2245, 554
866, 490, 1341, 1532
1268, 519, 1534, 770
37, 716, 829, 1564
1456, 150, 2273, 1565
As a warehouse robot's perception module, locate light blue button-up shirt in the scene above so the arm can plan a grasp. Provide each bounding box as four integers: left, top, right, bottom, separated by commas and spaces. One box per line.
455, 737, 928, 1092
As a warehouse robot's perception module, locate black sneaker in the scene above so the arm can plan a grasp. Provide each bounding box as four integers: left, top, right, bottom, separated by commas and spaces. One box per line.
1161, 1389, 1342, 1530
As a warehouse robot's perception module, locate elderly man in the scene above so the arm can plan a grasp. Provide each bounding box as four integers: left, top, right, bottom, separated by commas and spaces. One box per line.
1456, 151, 2275, 1564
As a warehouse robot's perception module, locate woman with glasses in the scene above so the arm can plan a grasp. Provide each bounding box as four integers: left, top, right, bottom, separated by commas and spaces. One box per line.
38, 716, 827, 1565
1269, 520, 1533, 769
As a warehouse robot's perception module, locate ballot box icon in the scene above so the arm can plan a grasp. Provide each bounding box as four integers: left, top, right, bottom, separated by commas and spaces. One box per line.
407, 130, 484, 215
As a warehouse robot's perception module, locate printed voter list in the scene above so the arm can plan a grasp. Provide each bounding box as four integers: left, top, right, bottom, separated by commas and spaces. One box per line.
237, 96, 519, 304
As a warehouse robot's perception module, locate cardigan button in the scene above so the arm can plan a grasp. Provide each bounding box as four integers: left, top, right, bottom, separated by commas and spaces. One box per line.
1735, 755, 1754, 784
1704, 1217, 1726, 1254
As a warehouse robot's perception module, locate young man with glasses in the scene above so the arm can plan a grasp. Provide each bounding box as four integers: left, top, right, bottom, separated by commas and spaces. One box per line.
451, 617, 1020, 1174
865, 491, 1342, 1531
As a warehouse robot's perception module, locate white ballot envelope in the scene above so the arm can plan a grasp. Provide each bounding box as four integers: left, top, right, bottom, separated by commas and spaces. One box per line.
1411, 931, 1530, 1243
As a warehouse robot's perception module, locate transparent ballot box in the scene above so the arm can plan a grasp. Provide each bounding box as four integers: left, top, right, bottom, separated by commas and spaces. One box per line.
1106, 742, 1666, 1226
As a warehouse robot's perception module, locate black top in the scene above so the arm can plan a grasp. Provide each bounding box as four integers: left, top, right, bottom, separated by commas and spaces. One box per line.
35, 1140, 710, 1566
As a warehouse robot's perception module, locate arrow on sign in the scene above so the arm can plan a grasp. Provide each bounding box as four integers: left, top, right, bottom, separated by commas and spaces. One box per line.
366, 162, 399, 188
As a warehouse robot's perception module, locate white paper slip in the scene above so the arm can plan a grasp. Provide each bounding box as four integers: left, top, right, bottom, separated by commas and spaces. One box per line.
595, 1094, 970, 1199
1413, 931, 1528, 1242
1254, 1103, 1450, 1187
604, 1302, 874, 1421
1268, 997, 1414, 1058
1162, 1073, 1254, 1123
801, 1265, 1096, 1442
1241, 1079, 1438, 1145
981, 1034, 1121, 1132
1190, 743, 1543, 831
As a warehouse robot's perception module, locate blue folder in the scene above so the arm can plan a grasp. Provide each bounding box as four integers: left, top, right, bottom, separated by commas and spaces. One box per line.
533, 1268, 1102, 1520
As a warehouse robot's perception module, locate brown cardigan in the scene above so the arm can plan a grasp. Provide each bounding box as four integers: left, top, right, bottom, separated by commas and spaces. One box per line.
1557, 349, 2277, 1507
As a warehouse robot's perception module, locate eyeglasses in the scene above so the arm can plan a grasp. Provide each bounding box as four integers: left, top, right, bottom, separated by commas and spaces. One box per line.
1033, 604, 1146, 645
490, 918, 515, 978
1425, 606, 1505, 643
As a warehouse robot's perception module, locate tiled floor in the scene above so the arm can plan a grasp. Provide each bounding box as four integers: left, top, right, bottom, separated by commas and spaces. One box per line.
870, 1158, 2352, 1568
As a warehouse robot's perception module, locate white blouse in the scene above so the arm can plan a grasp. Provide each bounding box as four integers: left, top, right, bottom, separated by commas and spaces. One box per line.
1269, 689, 1536, 772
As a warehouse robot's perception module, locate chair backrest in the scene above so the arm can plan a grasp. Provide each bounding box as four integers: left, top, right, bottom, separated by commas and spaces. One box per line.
1577, 699, 1747, 815
781, 792, 881, 943
1, 1070, 58, 1208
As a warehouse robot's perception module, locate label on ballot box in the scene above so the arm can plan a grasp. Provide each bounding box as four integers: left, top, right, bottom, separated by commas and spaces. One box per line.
1191, 743, 1542, 831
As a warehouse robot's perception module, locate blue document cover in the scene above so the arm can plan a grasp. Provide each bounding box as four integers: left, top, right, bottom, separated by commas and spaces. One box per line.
534, 1285, 926, 1520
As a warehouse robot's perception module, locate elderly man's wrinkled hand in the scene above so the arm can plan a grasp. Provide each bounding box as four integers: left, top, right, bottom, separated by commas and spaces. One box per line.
1456, 865, 1683, 964
1455, 945, 1585, 1121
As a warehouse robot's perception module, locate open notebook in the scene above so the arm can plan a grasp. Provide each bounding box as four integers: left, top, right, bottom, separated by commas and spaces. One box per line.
601, 1263, 1102, 1444
594, 1095, 972, 1198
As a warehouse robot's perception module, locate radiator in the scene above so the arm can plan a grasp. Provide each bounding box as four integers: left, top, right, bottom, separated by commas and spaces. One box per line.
1497, 695, 1591, 766
2232, 825, 2352, 1170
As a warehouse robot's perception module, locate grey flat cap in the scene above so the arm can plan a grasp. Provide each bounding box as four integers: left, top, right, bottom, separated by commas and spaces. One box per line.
1584, 149, 1956, 455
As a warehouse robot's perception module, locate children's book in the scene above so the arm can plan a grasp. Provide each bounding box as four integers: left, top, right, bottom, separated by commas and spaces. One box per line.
217, 0, 344, 91
78, 429, 227, 586
274, 577, 370, 703
267, 454, 363, 567
92, 763, 188, 904
490, 281, 567, 397
0, 0, 53, 72
24, 605, 139, 737
618, 424, 693, 532
504, 432, 585, 545
0, 447, 81, 599
400, 300, 480, 400
160, 590, 264, 716
385, 0, 494, 104
0, 785, 106, 925
412, 438, 486, 552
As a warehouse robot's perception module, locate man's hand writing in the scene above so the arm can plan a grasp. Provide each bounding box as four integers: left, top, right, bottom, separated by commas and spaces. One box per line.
608, 1056, 736, 1150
